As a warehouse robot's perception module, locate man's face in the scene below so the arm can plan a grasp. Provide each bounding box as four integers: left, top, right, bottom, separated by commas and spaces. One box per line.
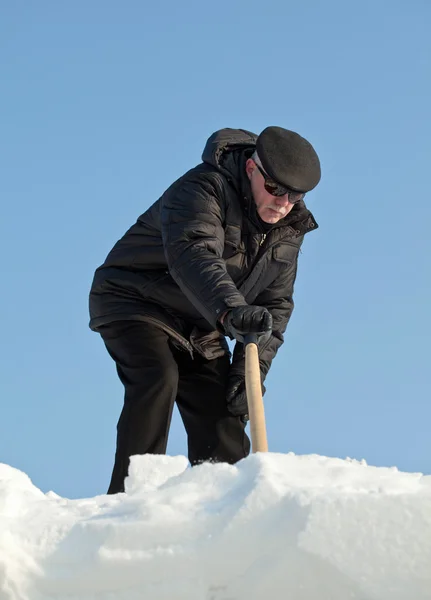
246, 158, 295, 224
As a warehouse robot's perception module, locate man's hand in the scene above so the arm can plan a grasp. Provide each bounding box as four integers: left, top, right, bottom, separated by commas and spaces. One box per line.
226, 374, 266, 420
222, 305, 272, 344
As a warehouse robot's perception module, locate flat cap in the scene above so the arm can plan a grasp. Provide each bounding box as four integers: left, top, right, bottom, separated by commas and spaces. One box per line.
256, 126, 321, 192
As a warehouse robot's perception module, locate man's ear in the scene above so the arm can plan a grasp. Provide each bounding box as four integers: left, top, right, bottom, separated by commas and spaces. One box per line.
245, 158, 255, 181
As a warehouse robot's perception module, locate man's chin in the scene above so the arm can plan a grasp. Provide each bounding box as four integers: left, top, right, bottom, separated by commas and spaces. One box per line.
262, 210, 283, 224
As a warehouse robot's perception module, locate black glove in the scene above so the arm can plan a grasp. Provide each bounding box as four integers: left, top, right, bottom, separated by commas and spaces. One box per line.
222, 305, 272, 344
226, 374, 266, 421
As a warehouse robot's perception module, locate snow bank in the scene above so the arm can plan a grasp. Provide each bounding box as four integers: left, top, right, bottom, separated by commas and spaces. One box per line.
0, 453, 430, 600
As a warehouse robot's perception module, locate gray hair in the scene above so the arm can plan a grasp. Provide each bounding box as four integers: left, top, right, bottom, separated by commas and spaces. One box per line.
251, 150, 263, 169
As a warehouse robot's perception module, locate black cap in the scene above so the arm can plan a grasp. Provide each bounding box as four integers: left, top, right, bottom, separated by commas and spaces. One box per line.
256, 126, 321, 192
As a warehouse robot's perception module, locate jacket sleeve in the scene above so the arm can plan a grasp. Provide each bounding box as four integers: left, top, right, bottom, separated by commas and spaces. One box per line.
161, 174, 247, 328
229, 249, 300, 380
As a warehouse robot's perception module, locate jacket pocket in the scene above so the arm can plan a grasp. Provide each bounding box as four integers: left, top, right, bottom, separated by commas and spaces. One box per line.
272, 243, 298, 265
140, 269, 170, 296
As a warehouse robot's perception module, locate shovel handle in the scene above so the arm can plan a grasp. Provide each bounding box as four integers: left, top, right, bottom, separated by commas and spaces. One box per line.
244, 338, 269, 453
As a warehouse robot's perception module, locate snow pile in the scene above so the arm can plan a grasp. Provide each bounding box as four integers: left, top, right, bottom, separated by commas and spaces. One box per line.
0, 453, 430, 600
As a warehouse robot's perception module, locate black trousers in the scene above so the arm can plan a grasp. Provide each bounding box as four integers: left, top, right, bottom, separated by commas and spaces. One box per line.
99, 320, 250, 493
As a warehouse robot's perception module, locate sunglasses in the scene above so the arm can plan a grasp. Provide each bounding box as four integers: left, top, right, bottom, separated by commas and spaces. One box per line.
255, 163, 305, 203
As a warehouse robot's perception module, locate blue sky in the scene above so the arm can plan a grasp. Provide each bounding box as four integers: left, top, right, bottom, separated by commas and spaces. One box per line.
1, 1, 430, 498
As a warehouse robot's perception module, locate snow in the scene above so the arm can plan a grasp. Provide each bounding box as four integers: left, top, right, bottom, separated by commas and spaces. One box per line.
1, 453, 430, 600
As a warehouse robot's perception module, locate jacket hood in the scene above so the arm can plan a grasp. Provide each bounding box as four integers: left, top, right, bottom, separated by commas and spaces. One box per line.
202, 128, 257, 171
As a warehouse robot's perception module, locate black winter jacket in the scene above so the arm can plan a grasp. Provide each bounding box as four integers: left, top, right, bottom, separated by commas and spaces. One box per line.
89, 128, 318, 380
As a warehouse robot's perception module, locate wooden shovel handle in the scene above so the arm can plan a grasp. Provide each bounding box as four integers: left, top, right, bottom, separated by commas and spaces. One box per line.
245, 341, 268, 453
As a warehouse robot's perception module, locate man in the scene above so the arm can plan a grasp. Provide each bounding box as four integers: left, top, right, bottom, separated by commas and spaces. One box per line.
89, 126, 321, 494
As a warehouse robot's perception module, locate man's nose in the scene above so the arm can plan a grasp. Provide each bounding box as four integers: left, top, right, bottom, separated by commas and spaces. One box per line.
274, 194, 292, 207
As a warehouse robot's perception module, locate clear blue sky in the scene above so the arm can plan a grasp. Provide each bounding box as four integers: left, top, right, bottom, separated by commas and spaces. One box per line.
1, 1, 430, 499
